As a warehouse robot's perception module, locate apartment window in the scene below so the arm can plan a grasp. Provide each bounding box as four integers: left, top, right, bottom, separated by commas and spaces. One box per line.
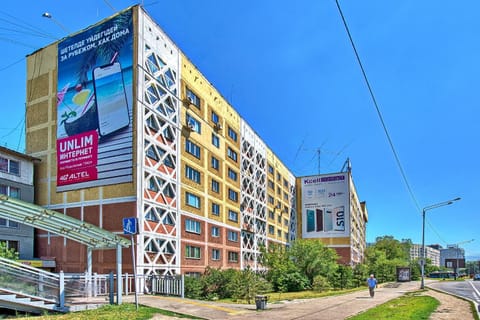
0, 240, 18, 252
211, 226, 220, 237
228, 251, 238, 262
212, 203, 220, 216
185, 165, 200, 183
0, 157, 20, 175
211, 156, 219, 170
268, 195, 274, 204
268, 179, 274, 189
284, 218, 289, 226
228, 230, 238, 242
186, 245, 201, 259
277, 173, 281, 181
227, 168, 237, 181
268, 225, 274, 235
285, 232, 289, 240
0, 185, 19, 199
186, 88, 200, 108
186, 140, 201, 158
185, 219, 201, 234
212, 249, 220, 261
186, 114, 201, 133
284, 192, 289, 201
228, 210, 238, 222
212, 133, 220, 148
277, 230, 282, 238
0, 219, 18, 228
211, 111, 219, 123
277, 215, 282, 223
268, 165, 274, 174
227, 147, 237, 162
277, 186, 281, 195
269, 210, 275, 219
186, 192, 200, 209
283, 179, 289, 188
228, 127, 237, 142
228, 189, 238, 202
211, 179, 220, 193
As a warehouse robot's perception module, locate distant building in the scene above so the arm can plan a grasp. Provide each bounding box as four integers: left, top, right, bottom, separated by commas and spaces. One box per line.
441, 245, 465, 269
410, 244, 440, 267
0, 146, 38, 259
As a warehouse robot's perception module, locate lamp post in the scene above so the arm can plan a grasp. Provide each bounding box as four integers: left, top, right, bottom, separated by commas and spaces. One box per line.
42, 12, 70, 33
420, 197, 461, 289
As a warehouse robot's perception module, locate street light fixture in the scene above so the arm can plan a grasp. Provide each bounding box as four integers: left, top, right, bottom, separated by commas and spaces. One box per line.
42, 12, 70, 33
420, 197, 461, 289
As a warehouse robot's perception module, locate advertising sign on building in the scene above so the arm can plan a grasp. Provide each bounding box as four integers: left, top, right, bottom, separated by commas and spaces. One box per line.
56, 9, 133, 191
301, 172, 350, 238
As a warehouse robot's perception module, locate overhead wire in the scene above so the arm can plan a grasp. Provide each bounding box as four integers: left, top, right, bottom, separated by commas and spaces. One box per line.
334, 1, 448, 245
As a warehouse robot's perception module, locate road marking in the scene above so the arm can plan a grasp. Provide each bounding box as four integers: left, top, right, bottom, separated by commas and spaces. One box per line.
468, 281, 480, 302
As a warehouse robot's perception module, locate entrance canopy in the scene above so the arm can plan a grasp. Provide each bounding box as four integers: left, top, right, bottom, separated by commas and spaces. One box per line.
0, 195, 130, 249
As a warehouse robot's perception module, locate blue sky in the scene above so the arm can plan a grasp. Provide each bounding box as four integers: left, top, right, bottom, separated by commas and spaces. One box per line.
1, 1, 478, 259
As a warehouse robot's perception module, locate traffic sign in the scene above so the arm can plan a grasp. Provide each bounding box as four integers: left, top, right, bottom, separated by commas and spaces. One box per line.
123, 217, 137, 235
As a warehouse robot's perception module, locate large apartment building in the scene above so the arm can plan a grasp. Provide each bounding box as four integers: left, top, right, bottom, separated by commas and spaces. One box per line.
25, 6, 298, 277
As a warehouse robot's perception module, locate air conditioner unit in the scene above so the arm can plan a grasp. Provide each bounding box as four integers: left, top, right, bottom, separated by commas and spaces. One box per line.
184, 96, 194, 105
187, 122, 195, 130
214, 122, 223, 130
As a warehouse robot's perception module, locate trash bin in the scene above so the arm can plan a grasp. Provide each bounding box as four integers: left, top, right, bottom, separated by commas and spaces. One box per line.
255, 295, 268, 310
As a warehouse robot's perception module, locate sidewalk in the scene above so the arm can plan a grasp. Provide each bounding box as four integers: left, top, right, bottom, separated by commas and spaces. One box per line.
134, 281, 422, 320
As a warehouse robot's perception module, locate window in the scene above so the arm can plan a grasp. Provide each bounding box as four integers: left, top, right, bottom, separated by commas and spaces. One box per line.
211, 156, 219, 170
228, 251, 238, 262
185, 165, 200, 183
268, 225, 274, 235
186, 114, 201, 133
227, 147, 237, 162
228, 230, 238, 242
212, 203, 220, 216
211, 179, 220, 193
284, 192, 289, 201
186, 88, 200, 108
185, 219, 201, 234
186, 192, 200, 209
212, 133, 220, 148
228, 189, 238, 202
278, 215, 282, 223
268, 195, 274, 204
269, 210, 275, 219
212, 249, 220, 261
0, 185, 20, 199
0, 240, 18, 252
0, 157, 20, 175
268, 165, 274, 174
211, 111, 219, 124
211, 226, 220, 237
186, 140, 201, 158
228, 210, 238, 222
283, 179, 289, 188
277, 230, 282, 238
228, 127, 237, 142
285, 232, 289, 240
284, 218, 289, 226
227, 168, 237, 181
186, 245, 201, 259
277, 173, 281, 181
268, 179, 274, 189
0, 218, 19, 228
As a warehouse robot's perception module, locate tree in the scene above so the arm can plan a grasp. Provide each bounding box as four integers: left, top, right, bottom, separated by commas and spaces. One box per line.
0, 242, 18, 260
227, 267, 271, 303
289, 239, 338, 286
365, 236, 411, 282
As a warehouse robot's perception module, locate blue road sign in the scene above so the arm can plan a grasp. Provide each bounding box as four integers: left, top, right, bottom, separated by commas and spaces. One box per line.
123, 217, 137, 235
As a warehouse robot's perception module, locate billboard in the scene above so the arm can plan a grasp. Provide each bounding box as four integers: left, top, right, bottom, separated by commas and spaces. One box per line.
301, 172, 350, 238
56, 9, 133, 191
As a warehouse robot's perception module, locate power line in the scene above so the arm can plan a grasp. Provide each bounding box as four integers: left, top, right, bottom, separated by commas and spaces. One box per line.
334, 0, 421, 212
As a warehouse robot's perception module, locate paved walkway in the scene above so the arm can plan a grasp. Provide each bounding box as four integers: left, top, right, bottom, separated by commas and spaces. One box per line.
133, 281, 422, 320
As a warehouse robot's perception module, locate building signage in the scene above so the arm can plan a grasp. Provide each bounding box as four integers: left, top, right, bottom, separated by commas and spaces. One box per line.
301, 172, 350, 238
56, 9, 133, 191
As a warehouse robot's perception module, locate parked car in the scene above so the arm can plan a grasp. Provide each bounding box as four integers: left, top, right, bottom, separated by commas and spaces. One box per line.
474, 274, 480, 281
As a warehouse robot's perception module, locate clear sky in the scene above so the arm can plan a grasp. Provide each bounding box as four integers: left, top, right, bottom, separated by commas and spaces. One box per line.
1, 1, 478, 259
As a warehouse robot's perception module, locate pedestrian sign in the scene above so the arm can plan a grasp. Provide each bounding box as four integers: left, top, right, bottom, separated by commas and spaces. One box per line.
123, 217, 137, 235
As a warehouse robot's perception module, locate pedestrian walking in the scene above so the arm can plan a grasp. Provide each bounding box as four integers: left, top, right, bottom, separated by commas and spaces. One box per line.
367, 274, 378, 298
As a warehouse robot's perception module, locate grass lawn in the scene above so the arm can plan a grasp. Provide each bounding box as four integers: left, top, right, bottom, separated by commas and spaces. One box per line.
19, 304, 205, 320
347, 292, 439, 320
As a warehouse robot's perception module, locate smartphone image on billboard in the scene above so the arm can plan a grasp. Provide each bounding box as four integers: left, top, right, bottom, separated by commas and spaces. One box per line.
92, 62, 130, 138
316, 209, 323, 232
306, 210, 315, 232
323, 210, 333, 232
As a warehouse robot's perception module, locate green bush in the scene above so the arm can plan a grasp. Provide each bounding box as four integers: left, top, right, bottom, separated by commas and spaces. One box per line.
312, 275, 332, 292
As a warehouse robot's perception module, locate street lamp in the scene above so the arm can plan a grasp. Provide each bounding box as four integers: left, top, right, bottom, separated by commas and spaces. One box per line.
420, 197, 461, 289
42, 12, 70, 33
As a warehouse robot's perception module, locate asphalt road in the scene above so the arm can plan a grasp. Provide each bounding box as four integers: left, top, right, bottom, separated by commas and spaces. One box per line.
429, 280, 480, 304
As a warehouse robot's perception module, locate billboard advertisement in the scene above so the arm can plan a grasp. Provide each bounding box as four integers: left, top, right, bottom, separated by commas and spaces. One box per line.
301, 172, 350, 238
56, 9, 133, 191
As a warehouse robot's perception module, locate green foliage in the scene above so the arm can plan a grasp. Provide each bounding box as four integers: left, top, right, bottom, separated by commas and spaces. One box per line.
200, 267, 236, 300
312, 275, 332, 292
0, 242, 18, 260
330, 264, 354, 289
366, 236, 412, 282
227, 267, 272, 304
352, 263, 369, 287
184, 275, 202, 299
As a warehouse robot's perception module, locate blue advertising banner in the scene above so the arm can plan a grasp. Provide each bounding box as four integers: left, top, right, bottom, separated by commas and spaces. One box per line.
56, 9, 133, 191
